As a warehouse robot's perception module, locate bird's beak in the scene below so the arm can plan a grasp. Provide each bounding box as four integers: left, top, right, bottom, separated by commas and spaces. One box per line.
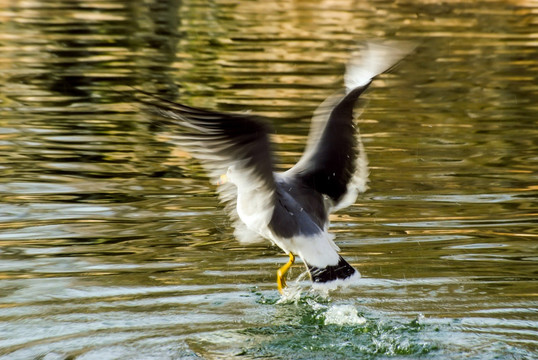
216, 174, 228, 185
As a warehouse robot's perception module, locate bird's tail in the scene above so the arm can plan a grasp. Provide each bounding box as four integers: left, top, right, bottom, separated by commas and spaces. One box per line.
344, 41, 416, 93
306, 256, 360, 289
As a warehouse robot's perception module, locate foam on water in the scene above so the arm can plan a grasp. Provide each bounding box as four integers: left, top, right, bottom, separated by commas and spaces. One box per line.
324, 304, 367, 326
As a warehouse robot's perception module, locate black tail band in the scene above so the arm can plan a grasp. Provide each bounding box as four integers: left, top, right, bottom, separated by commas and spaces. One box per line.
307, 256, 357, 283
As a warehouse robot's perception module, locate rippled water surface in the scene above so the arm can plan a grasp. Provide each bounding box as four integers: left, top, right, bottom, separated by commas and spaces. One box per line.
1, 0, 537, 359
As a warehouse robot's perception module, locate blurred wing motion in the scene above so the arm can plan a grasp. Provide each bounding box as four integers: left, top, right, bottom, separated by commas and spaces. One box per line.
136, 91, 276, 244
286, 41, 415, 213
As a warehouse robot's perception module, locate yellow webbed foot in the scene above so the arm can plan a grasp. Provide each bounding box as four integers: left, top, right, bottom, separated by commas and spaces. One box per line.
277, 252, 295, 294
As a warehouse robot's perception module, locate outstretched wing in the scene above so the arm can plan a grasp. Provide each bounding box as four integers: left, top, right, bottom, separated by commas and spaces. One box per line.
137, 91, 276, 243
286, 41, 414, 212
284, 84, 371, 212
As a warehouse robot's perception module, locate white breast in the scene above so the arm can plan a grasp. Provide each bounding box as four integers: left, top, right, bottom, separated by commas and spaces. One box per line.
236, 189, 274, 237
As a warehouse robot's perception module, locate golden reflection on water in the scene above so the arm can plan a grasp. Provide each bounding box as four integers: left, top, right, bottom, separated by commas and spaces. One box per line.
0, 0, 537, 358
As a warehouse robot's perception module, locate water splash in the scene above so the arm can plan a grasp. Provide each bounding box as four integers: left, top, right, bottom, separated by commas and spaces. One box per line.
238, 295, 437, 359
276, 270, 364, 304
324, 304, 367, 326
276, 271, 310, 304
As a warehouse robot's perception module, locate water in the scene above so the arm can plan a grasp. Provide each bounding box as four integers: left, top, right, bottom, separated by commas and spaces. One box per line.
0, 0, 536, 359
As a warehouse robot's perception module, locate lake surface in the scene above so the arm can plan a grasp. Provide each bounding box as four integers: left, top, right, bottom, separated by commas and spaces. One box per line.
0, 0, 537, 359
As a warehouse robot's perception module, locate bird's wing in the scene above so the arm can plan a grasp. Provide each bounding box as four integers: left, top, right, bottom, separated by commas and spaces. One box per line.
284, 84, 371, 212
137, 91, 276, 244
286, 41, 414, 212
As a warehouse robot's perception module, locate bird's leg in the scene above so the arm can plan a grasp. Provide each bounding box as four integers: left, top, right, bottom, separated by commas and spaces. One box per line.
277, 252, 295, 294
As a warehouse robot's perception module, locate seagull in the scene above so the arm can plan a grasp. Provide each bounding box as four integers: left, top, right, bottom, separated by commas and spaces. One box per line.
138, 42, 413, 294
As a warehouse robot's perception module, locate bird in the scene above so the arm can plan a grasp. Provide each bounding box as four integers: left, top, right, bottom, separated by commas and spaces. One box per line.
137, 41, 413, 294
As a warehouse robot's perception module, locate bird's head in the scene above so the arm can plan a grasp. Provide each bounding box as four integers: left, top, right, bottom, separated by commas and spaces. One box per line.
217, 165, 239, 186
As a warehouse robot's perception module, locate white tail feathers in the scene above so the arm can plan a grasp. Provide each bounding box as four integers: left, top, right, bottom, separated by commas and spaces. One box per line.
344, 41, 416, 93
